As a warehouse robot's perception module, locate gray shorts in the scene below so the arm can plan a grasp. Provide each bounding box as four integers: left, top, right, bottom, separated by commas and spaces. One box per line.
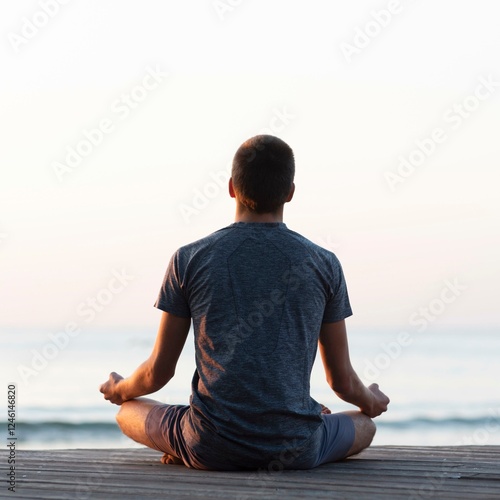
145, 404, 355, 469
312, 412, 355, 467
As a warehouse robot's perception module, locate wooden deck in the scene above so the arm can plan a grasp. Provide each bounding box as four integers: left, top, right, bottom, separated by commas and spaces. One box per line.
5, 446, 500, 499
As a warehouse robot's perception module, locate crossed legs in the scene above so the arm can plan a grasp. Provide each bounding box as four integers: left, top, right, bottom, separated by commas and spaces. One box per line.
343, 410, 376, 457
115, 397, 184, 464
115, 399, 375, 466
115, 397, 161, 449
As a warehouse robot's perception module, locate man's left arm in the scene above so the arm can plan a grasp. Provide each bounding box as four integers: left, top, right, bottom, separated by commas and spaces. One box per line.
100, 311, 191, 405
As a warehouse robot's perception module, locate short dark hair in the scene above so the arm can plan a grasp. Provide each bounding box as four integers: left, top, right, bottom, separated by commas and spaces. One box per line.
231, 135, 295, 214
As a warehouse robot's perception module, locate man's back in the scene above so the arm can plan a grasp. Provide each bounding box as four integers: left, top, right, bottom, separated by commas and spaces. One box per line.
101, 135, 388, 470
155, 221, 352, 469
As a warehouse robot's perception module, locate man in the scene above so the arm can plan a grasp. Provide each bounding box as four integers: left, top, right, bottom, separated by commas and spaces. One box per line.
100, 135, 389, 470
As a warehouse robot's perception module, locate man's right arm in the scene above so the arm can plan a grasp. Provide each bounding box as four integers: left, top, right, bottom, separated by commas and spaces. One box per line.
318, 320, 390, 418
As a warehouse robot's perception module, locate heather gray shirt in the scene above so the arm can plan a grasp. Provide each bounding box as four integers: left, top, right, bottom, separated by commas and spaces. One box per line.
155, 222, 352, 469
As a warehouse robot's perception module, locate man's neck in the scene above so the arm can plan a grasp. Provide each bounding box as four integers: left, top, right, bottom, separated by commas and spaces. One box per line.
234, 205, 284, 223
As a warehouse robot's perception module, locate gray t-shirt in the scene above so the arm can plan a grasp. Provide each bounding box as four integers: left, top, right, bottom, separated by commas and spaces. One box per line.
155, 222, 352, 469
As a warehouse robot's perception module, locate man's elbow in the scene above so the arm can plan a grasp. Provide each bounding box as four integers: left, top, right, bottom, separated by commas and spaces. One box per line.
329, 377, 354, 399
148, 364, 174, 393
154, 370, 174, 391
333, 384, 354, 400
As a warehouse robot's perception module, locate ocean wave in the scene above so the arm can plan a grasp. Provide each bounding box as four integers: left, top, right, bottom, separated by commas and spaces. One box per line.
15, 421, 122, 443
17, 414, 500, 434
378, 415, 500, 428
18, 421, 118, 431
12, 416, 500, 449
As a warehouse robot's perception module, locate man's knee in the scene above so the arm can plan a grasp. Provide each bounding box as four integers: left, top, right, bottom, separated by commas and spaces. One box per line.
114, 399, 159, 449
115, 401, 131, 430
357, 413, 376, 443
344, 411, 376, 456
365, 416, 376, 443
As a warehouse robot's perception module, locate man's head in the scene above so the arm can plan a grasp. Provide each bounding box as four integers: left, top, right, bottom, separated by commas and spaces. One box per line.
230, 135, 295, 214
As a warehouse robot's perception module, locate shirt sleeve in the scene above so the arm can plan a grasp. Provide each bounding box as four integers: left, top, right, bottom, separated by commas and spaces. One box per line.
154, 250, 191, 318
322, 255, 353, 323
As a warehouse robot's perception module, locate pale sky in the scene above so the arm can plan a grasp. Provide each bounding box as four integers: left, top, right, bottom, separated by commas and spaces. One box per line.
1, 0, 499, 335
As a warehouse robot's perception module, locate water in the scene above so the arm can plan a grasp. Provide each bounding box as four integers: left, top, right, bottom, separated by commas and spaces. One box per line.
3, 327, 500, 450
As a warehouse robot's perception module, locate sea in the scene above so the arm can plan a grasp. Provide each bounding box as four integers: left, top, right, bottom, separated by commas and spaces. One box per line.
3, 327, 500, 450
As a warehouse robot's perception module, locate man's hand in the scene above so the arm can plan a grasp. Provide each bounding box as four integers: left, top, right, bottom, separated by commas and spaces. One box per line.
320, 404, 331, 415
319, 321, 391, 419
99, 372, 126, 405
362, 383, 390, 418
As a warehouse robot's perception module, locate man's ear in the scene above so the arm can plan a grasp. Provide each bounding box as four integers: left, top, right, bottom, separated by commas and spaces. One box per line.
286, 183, 295, 203
229, 178, 236, 198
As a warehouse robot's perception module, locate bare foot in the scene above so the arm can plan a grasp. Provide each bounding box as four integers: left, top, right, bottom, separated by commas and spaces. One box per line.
161, 453, 184, 465
321, 404, 331, 415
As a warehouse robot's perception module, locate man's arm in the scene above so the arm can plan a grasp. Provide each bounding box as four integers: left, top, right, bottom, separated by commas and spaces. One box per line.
100, 311, 191, 405
318, 319, 389, 417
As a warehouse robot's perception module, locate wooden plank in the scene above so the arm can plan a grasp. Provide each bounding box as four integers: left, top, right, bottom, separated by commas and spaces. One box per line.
3, 446, 499, 499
